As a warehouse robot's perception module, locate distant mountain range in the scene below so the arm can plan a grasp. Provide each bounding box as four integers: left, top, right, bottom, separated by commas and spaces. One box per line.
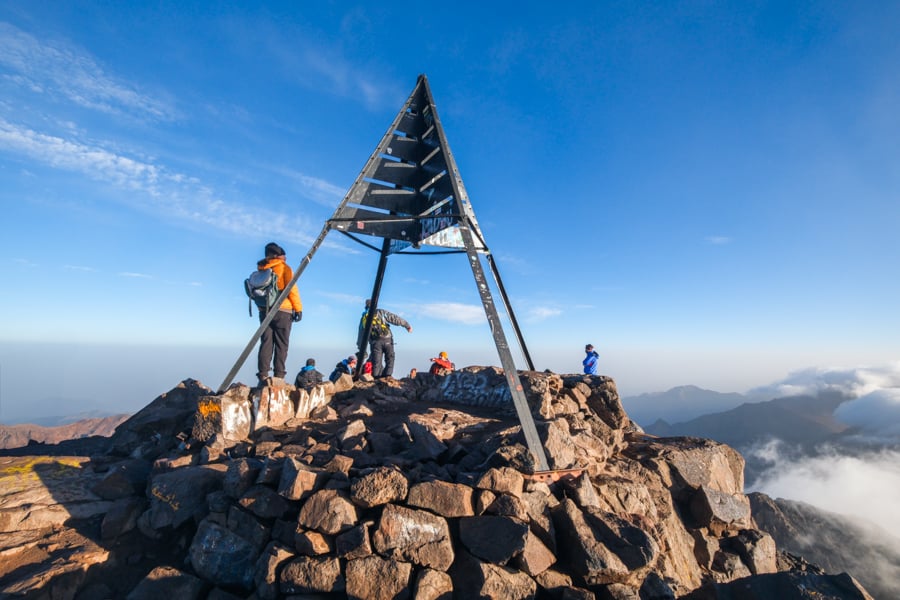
622, 385, 749, 426
0, 414, 130, 449
641, 389, 853, 482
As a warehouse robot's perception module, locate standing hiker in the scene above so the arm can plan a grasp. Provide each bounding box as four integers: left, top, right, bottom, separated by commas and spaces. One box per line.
357, 299, 412, 379
583, 343, 599, 375
255, 242, 302, 384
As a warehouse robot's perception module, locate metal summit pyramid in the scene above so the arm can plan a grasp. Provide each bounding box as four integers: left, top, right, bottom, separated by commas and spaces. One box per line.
220, 74, 549, 471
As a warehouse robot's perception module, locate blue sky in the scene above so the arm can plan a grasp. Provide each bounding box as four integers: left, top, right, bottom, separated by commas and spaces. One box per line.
1, 2, 898, 422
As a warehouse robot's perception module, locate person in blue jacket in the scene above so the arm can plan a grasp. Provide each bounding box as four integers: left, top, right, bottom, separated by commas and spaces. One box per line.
583, 344, 599, 375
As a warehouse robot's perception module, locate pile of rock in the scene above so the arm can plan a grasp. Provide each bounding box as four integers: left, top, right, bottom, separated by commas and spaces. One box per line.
0, 369, 874, 599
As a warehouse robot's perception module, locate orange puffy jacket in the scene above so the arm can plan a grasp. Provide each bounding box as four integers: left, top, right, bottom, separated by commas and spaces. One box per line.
257, 257, 302, 312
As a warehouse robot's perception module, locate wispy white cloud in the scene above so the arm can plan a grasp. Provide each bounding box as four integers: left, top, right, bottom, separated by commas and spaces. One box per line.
118, 272, 152, 279
417, 302, 486, 325
319, 291, 365, 305
0, 117, 318, 245
705, 235, 732, 245
750, 362, 900, 400
0, 22, 176, 121
527, 306, 562, 322
252, 23, 401, 111
63, 265, 97, 272
749, 443, 900, 541
749, 362, 900, 437
267, 165, 346, 207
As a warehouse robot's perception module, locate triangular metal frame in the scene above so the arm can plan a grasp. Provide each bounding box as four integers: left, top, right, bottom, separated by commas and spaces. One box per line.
218, 74, 549, 471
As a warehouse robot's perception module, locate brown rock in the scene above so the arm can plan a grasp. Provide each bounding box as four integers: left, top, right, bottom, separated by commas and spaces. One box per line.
223, 458, 262, 499
253, 542, 294, 600
725, 529, 777, 575
476, 466, 524, 497
350, 466, 409, 508
475, 489, 496, 515
478, 562, 537, 599
583, 377, 628, 429
551, 498, 629, 585
413, 568, 454, 600
295, 528, 332, 555
278, 456, 326, 501
345, 555, 413, 600
459, 515, 529, 564
690, 485, 752, 536
407, 480, 474, 517
372, 504, 454, 570
188, 520, 259, 591
125, 566, 206, 600
226, 505, 270, 551
92, 459, 151, 499
279, 555, 345, 594
539, 419, 577, 469
100, 497, 146, 540
485, 493, 529, 521
297, 489, 358, 535
238, 484, 291, 520
146, 464, 226, 529
324, 454, 354, 475
516, 529, 556, 576
712, 550, 752, 581
336, 522, 374, 559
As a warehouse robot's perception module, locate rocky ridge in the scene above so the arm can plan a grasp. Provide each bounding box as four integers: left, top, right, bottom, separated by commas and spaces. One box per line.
0, 368, 874, 599
0, 415, 130, 450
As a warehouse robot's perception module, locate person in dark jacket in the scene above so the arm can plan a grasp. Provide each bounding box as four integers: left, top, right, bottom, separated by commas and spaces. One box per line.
583, 344, 599, 375
295, 358, 323, 391
357, 299, 412, 379
329, 355, 357, 383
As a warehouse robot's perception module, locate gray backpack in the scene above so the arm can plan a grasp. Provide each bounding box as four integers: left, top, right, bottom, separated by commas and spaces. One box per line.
244, 269, 279, 316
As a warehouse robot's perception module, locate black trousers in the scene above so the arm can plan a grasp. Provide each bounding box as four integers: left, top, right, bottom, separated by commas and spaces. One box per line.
258, 309, 293, 379
369, 336, 395, 378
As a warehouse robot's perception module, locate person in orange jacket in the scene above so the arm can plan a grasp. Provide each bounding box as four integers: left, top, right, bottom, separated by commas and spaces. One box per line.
429, 351, 455, 376
256, 242, 303, 384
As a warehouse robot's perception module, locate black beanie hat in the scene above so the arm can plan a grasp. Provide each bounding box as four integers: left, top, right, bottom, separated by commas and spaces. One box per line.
265, 242, 285, 258
306, 358, 315, 367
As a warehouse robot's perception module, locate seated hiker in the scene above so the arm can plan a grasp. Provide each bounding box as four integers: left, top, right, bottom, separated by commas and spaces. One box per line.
429, 351, 455, 376
329, 355, 357, 383
294, 358, 323, 391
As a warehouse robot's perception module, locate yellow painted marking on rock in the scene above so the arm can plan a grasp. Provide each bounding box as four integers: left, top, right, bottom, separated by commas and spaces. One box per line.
198, 399, 221, 418
151, 486, 180, 510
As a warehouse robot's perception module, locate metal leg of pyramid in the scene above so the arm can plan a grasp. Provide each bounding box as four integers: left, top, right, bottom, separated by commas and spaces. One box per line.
458, 222, 550, 472
486, 253, 535, 372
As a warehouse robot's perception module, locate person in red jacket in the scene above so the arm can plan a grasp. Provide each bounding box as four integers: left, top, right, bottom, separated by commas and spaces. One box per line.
256, 242, 303, 384
429, 351, 455, 376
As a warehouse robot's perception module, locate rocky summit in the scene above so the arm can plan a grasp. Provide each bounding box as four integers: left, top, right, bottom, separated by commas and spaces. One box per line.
0, 368, 874, 599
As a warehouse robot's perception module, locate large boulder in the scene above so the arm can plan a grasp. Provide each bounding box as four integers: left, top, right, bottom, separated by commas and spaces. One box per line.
111, 379, 212, 457
188, 519, 259, 591
372, 504, 454, 571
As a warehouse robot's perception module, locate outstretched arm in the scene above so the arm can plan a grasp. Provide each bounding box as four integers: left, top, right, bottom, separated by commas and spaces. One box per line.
380, 309, 411, 331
